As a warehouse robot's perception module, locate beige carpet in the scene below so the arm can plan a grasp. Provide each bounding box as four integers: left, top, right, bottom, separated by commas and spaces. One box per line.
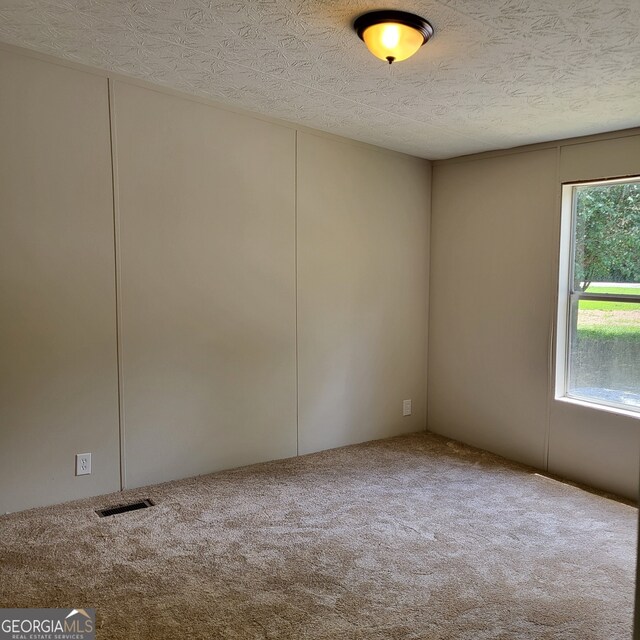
0, 432, 636, 639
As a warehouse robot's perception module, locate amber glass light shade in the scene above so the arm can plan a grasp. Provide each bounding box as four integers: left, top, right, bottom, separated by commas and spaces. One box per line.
362, 22, 424, 63
354, 11, 433, 64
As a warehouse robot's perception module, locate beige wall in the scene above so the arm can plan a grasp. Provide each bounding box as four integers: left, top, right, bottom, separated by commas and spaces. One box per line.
3, 41, 636, 512
0, 46, 431, 512
0, 50, 120, 513
429, 149, 558, 469
113, 82, 298, 488
297, 133, 431, 454
429, 133, 640, 499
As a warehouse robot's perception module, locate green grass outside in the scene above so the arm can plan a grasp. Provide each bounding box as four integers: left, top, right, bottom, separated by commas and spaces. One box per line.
577, 285, 640, 341
572, 286, 640, 393
580, 300, 637, 311
586, 286, 640, 295
580, 286, 640, 311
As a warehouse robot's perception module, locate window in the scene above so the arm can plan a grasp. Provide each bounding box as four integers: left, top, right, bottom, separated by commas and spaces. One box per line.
556, 177, 640, 414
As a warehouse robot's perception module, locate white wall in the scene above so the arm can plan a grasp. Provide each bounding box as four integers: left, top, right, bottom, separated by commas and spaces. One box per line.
429, 133, 640, 499
0, 46, 431, 513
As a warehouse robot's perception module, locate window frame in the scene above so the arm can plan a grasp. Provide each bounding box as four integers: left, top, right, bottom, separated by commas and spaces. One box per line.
556, 175, 640, 416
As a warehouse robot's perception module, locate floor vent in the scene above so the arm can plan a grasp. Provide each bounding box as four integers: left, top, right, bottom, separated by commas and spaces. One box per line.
96, 499, 154, 518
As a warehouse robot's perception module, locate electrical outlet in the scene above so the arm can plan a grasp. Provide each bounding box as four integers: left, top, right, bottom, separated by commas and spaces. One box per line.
403, 399, 412, 416
76, 453, 91, 476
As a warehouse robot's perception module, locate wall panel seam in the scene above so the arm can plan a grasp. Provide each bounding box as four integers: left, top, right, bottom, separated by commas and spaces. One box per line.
295, 130, 299, 457
107, 78, 127, 490
544, 145, 562, 472
425, 163, 433, 432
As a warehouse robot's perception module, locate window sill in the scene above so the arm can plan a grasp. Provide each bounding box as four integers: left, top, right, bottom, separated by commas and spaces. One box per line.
554, 395, 640, 421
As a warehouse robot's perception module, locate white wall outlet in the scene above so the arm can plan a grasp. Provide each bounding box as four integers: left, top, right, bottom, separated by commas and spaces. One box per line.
403, 399, 412, 416
76, 453, 91, 476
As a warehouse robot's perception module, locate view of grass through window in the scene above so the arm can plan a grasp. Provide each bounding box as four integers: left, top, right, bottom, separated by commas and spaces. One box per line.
567, 180, 640, 411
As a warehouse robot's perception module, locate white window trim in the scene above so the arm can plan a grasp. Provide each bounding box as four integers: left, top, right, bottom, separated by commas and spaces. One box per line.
555, 176, 640, 417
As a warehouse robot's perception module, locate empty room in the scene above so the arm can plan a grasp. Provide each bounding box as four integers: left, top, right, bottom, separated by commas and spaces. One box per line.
0, 1, 638, 638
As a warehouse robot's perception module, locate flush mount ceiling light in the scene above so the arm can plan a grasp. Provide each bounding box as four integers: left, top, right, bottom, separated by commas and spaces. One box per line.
354, 10, 434, 65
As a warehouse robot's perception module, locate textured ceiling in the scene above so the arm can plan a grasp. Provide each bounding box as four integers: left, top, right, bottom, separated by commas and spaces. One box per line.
0, 0, 639, 159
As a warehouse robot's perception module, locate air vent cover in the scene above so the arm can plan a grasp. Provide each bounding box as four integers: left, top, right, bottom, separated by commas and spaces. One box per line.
96, 499, 154, 518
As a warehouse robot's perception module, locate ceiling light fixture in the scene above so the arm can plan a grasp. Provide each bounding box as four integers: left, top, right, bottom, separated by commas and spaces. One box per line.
354, 10, 434, 65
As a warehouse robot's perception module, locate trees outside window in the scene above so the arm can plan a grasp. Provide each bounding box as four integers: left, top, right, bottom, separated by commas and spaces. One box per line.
557, 177, 640, 413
